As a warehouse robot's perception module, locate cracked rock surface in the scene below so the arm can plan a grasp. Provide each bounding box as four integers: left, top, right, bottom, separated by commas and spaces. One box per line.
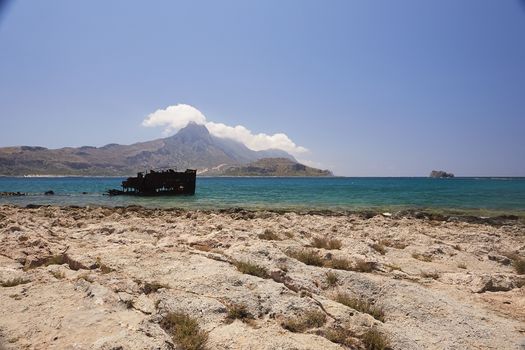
0, 205, 524, 349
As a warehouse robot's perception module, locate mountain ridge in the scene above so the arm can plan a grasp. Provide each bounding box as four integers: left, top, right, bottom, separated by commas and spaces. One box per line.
0, 123, 330, 176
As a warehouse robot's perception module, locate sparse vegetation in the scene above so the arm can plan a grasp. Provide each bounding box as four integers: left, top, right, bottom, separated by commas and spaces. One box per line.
286, 249, 324, 267
360, 328, 390, 350
453, 244, 462, 251
287, 250, 376, 273
226, 303, 253, 323
51, 270, 66, 279
77, 272, 94, 283
311, 237, 342, 250
385, 264, 402, 272
258, 229, 282, 241
514, 258, 525, 275
421, 271, 440, 279
233, 260, 270, 279
94, 257, 114, 274
281, 309, 327, 333
283, 231, 294, 239
333, 292, 385, 322
142, 281, 170, 294
412, 252, 433, 262
1, 277, 30, 287
326, 257, 352, 271
457, 262, 467, 269
504, 252, 525, 275
353, 259, 376, 273
370, 243, 387, 255
322, 326, 359, 347
160, 312, 208, 350
380, 239, 408, 250
325, 271, 339, 287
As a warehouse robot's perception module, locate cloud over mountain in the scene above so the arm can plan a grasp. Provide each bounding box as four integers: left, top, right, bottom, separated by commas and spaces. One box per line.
142, 104, 307, 155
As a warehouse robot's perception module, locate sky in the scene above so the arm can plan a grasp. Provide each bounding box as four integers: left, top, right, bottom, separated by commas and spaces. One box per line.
0, 0, 524, 176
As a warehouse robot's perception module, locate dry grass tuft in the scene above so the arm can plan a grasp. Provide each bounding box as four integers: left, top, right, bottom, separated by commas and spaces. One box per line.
504, 252, 525, 275
283, 231, 294, 239
1, 277, 30, 287
77, 272, 94, 283
421, 271, 440, 279
160, 312, 208, 350
322, 326, 359, 347
142, 281, 170, 294
258, 229, 282, 241
370, 243, 387, 255
412, 252, 433, 262
353, 259, 376, 273
380, 239, 408, 250
325, 271, 339, 288
51, 270, 65, 279
360, 328, 391, 350
233, 260, 270, 279
334, 292, 385, 322
226, 303, 253, 323
311, 237, 342, 250
94, 257, 114, 274
286, 249, 325, 267
281, 309, 327, 333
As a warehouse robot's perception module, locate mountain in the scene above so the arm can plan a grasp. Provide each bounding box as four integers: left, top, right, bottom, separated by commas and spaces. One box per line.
0, 123, 329, 176
220, 158, 333, 177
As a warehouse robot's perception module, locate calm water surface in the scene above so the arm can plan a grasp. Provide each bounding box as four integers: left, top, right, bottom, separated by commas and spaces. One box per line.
0, 177, 524, 213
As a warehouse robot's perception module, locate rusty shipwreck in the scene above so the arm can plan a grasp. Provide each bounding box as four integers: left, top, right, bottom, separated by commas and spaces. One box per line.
107, 169, 196, 196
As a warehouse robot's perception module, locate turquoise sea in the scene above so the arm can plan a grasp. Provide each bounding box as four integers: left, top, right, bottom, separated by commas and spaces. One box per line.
0, 177, 524, 214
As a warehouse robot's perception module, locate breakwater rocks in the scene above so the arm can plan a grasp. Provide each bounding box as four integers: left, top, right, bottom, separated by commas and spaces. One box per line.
0, 205, 524, 349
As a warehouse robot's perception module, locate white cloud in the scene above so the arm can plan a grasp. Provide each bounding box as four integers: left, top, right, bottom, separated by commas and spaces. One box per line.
142, 104, 206, 135
142, 104, 308, 155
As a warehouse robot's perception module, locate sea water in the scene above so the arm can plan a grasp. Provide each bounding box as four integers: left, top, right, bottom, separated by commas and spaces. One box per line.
0, 177, 524, 214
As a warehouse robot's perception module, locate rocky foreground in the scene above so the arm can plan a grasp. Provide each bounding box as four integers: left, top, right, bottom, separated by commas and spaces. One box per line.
0, 205, 524, 350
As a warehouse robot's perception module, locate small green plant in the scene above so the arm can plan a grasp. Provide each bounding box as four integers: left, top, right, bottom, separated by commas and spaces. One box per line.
233, 260, 270, 279
311, 237, 342, 250
370, 243, 387, 255
258, 229, 282, 241
160, 312, 208, 350
1, 277, 30, 287
281, 309, 327, 333
412, 252, 432, 262
360, 328, 390, 350
453, 244, 462, 251
286, 249, 324, 267
334, 292, 384, 322
325, 271, 339, 287
226, 303, 253, 323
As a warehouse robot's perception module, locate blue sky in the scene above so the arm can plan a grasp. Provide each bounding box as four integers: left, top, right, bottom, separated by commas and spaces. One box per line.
0, 0, 524, 176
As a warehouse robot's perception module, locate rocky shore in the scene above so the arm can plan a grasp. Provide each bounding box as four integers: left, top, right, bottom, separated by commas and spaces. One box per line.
0, 205, 524, 349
